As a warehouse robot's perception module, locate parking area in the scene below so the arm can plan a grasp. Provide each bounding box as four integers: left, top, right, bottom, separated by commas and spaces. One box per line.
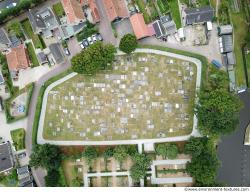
114, 18, 134, 42
67, 37, 81, 58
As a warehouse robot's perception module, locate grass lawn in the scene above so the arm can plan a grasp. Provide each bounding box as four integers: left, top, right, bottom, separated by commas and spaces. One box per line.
0, 170, 18, 187
10, 128, 25, 151
231, 12, 248, 87
135, 0, 151, 24
52, 2, 65, 18
244, 47, 250, 86
43, 53, 196, 141
26, 42, 39, 67
21, 19, 45, 49
169, 0, 182, 28
210, 0, 217, 9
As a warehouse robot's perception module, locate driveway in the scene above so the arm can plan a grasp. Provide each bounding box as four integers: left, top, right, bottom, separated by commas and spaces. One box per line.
67, 37, 81, 58
217, 91, 250, 186
95, 0, 117, 45
114, 18, 133, 42
25, 61, 71, 186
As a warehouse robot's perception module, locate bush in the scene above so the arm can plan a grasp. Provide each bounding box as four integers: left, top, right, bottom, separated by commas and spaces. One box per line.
119, 34, 138, 54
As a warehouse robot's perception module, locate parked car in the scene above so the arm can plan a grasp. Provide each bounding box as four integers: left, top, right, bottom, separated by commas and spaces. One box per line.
82, 39, 89, 47
80, 43, 85, 49
87, 37, 93, 45
64, 48, 70, 55
92, 34, 97, 42
96, 33, 103, 41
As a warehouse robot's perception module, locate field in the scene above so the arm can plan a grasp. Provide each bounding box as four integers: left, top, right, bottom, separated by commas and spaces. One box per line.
21, 19, 45, 49
10, 128, 25, 151
43, 53, 197, 141
26, 43, 39, 67
231, 12, 248, 87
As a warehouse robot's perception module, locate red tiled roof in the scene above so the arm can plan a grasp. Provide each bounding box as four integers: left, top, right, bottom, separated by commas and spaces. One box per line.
6, 44, 29, 71
103, 0, 129, 22
62, 0, 85, 24
130, 13, 150, 40
88, 0, 100, 23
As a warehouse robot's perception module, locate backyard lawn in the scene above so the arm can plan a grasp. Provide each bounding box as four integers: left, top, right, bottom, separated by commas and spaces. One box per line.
26, 43, 39, 67
21, 19, 45, 49
168, 0, 182, 28
157, 0, 169, 14
43, 53, 197, 141
52, 2, 65, 18
10, 128, 25, 151
231, 12, 248, 87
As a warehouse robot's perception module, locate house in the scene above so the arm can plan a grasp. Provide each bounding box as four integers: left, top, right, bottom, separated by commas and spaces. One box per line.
184, 6, 214, 25
153, 20, 166, 39
6, 44, 30, 80
0, 28, 11, 51
9, 34, 21, 48
17, 166, 33, 187
160, 15, 177, 35
0, 70, 4, 85
81, 0, 100, 23
130, 13, 152, 40
0, 141, 15, 174
219, 34, 233, 53
103, 0, 129, 22
48, 43, 65, 64
61, 0, 85, 25
28, 7, 59, 38
219, 25, 233, 36
61, 22, 85, 39
37, 52, 48, 65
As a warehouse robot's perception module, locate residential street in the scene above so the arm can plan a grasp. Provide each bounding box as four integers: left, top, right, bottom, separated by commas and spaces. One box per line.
217, 91, 250, 186
25, 61, 71, 186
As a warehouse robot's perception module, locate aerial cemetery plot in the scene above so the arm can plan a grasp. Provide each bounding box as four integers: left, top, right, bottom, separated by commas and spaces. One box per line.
43, 53, 197, 141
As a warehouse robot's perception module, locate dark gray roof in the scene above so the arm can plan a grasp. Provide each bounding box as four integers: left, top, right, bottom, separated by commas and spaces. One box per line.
28, 8, 58, 33
219, 25, 233, 35
49, 43, 64, 64
160, 14, 172, 24
17, 166, 29, 175
0, 70, 4, 84
19, 175, 33, 187
153, 20, 166, 38
37, 52, 48, 64
0, 28, 10, 45
222, 35, 233, 53
185, 6, 214, 25
9, 34, 21, 48
162, 20, 177, 35
226, 52, 235, 65
0, 142, 14, 173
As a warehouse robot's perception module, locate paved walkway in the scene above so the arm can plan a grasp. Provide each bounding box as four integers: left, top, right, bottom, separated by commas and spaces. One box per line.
37, 48, 202, 146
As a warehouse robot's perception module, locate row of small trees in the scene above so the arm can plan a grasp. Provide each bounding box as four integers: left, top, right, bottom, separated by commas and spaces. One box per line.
0, 0, 46, 24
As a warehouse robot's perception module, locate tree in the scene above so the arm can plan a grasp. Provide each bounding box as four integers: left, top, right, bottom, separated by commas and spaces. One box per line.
208, 66, 229, 90
119, 34, 138, 54
71, 42, 116, 74
166, 143, 178, 159
186, 151, 219, 186
155, 143, 179, 159
130, 153, 151, 182
245, 31, 250, 46
113, 146, 128, 165
184, 137, 210, 158
45, 169, 60, 187
155, 144, 167, 158
195, 89, 242, 136
7, 21, 24, 39
29, 144, 62, 170
103, 147, 114, 160
82, 146, 98, 165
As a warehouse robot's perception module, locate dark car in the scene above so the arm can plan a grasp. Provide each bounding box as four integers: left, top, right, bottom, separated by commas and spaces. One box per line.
82, 39, 89, 47
96, 33, 103, 41
18, 152, 26, 159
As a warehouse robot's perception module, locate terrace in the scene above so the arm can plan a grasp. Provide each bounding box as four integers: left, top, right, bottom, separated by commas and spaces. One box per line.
40, 51, 199, 143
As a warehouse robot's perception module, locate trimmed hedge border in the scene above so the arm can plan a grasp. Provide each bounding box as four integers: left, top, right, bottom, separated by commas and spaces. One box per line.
32, 69, 73, 145
4, 83, 34, 123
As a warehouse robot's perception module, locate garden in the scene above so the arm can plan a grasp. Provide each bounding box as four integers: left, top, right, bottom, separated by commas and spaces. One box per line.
52, 2, 65, 19
10, 128, 25, 151
26, 42, 39, 67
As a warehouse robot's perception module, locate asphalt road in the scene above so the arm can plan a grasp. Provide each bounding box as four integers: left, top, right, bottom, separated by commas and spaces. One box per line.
25, 61, 71, 187
217, 91, 250, 186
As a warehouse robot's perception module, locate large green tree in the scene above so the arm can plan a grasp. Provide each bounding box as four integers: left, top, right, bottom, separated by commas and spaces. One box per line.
71, 42, 116, 74
186, 151, 220, 186
29, 144, 62, 170
130, 153, 151, 182
113, 145, 128, 165
119, 34, 138, 54
82, 146, 98, 165
45, 169, 60, 187
155, 143, 179, 159
195, 89, 242, 136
